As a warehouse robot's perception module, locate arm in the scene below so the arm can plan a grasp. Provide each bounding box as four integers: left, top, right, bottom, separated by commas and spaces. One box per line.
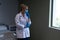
26, 18, 31, 28
15, 14, 25, 29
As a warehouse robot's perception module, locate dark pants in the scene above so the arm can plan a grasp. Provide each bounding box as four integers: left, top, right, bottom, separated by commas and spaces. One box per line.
17, 37, 30, 40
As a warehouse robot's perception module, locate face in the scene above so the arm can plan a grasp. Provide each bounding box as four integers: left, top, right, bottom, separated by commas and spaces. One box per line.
25, 6, 29, 13
22, 6, 26, 11
21, 4, 28, 11
20, 4, 26, 11
26, 6, 28, 10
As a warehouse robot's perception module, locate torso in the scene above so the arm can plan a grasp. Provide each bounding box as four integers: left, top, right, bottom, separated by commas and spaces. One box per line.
19, 12, 28, 26
16, 12, 30, 38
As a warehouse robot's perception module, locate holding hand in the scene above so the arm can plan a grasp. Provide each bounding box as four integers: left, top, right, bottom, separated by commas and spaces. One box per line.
26, 22, 30, 28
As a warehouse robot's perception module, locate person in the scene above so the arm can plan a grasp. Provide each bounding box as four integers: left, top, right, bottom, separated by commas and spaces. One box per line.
15, 4, 31, 40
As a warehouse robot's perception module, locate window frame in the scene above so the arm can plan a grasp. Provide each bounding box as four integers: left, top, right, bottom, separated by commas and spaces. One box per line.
49, 0, 60, 30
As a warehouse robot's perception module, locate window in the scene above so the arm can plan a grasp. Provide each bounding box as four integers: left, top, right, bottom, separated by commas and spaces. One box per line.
49, 0, 60, 30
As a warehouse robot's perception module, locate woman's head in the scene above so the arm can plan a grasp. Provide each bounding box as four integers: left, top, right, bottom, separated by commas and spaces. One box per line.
20, 4, 26, 11
20, 4, 28, 11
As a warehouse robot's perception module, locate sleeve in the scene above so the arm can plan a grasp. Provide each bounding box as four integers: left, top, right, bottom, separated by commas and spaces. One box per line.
15, 14, 25, 29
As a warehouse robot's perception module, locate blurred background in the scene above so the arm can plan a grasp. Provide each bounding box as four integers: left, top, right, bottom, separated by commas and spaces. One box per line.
0, 0, 60, 40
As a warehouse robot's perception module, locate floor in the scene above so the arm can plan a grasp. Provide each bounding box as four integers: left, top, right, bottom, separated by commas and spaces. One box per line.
0, 31, 16, 40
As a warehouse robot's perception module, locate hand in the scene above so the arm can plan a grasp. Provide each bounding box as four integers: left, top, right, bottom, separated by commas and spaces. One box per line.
25, 22, 30, 28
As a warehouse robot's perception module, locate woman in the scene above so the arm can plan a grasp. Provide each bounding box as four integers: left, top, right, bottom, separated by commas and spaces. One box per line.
15, 4, 31, 40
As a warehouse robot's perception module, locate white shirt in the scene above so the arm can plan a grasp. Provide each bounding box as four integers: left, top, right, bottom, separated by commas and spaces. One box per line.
15, 12, 31, 38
